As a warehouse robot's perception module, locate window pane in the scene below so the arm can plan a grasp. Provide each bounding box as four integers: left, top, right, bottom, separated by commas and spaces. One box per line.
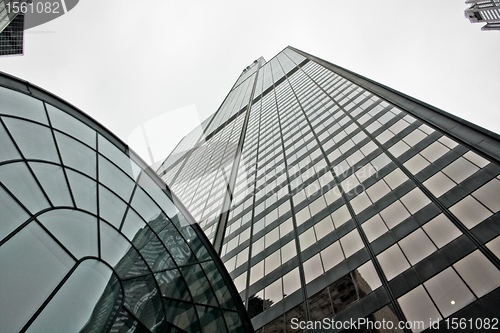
67, 170, 97, 214
26, 260, 113, 333
355, 260, 382, 292
453, 250, 500, 298
340, 229, 364, 257
29, 162, 73, 207
99, 185, 127, 229
0, 87, 48, 124
98, 156, 135, 201
380, 200, 410, 229
0, 222, 74, 333
366, 179, 391, 203
399, 229, 437, 265
321, 241, 345, 271
4, 118, 59, 162
403, 154, 430, 175
264, 278, 283, 307
0, 122, 21, 163
303, 254, 323, 284
0, 185, 30, 241
449, 196, 492, 229
362, 214, 388, 242
38, 209, 98, 259
0, 162, 50, 214
377, 244, 410, 280
384, 168, 408, 190
424, 267, 476, 318
423, 171, 455, 198
400, 189, 431, 215
398, 285, 441, 333
472, 179, 500, 213
420, 141, 449, 163
47, 104, 96, 148
283, 268, 301, 296
422, 214, 461, 248
442, 157, 479, 183
56, 132, 96, 178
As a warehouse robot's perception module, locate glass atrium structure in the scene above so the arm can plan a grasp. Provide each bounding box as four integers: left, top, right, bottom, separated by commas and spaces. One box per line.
0, 71, 253, 333
158, 47, 500, 332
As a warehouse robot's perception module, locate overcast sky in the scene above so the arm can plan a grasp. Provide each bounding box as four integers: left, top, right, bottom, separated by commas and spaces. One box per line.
1, 0, 499, 165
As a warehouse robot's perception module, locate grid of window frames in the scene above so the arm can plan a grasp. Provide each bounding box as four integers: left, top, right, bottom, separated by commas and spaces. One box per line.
157, 47, 500, 332
0, 83, 253, 333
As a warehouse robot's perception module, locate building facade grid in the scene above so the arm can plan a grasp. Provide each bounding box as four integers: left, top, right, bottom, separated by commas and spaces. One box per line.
159, 47, 500, 333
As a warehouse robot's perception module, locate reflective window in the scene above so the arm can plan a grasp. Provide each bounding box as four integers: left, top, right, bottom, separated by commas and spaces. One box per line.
0, 122, 22, 162
331, 205, 351, 228
0, 222, 75, 333
314, 216, 334, 239
362, 214, 388, 242
454, 250, 500, 298
340, 229, 364, 257
472, 179, 500, 213
377, 244, 410, 280
380, 200, 410, 229
399, 229, 437, 265
350, 192, 372, 214
423, 171, 455, 197
420, 141, 449, 162
400, 188, 431, 214
26, 260, 113, 333
463, 151, 489, 168
449, 195, 492, 229
321, 241, 345, 271
303, 254, 324, 284
365, 179, 391, 203
398, 286, 442, 333
384, 168, 408, 190
442, 157, 479, 183
356, 260, 382, 292
404, 154, 430, 175
424, 267, 476, 317
422, 214, 461, 248
388, 141, 410, 157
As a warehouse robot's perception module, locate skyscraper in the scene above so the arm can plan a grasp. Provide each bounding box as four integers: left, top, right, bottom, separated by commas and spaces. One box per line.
158, 47, 500, 332
0, 71, 253, 333
465, 0, 500, 31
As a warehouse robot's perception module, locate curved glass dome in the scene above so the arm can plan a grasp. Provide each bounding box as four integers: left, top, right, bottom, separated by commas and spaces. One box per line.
0, 72, 253, 333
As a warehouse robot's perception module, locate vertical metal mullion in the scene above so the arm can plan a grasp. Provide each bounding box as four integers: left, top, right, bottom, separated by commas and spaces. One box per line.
270, 62, 312, 322
278, 55, 411, 331
95, 133, 101, 259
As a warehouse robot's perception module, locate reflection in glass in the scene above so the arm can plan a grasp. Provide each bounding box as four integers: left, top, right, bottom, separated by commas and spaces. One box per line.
424, 267, 476, 318
453, 250, 500, 298
27, 260, 114, 333
0, 222, 74, 333
398, 285, 441, 333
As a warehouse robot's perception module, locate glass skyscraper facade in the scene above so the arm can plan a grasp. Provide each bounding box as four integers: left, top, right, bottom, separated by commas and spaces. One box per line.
0, 72, 253, 333
158, 47, 500, 332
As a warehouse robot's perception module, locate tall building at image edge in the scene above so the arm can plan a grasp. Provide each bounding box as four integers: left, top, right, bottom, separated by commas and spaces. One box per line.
158, 46, 500, 332
0, 72, 254, 332
465, 0, 500, 31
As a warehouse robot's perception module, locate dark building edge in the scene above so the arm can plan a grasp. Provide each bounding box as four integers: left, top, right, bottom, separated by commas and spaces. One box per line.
0, 70, 254, 332
288, 46, 500, 166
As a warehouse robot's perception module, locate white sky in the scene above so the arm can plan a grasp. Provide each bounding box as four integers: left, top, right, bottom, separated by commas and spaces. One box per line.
1, 0, 499, 165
